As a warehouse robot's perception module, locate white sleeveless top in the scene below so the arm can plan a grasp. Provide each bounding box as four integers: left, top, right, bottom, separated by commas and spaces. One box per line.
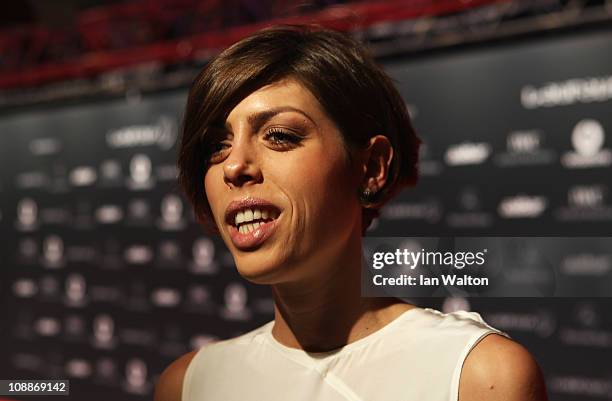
182, 307, 509, 401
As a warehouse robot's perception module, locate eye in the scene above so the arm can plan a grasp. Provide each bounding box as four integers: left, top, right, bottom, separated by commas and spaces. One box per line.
206, 141, 231, 162
211, 141, 230, 153
264, 128, 303, 148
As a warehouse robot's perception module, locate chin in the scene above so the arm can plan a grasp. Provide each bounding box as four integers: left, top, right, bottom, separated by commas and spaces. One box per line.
233, 256, 286, 285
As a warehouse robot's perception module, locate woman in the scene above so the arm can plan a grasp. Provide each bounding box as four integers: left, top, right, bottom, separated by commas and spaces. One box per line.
155, 25, 548, 401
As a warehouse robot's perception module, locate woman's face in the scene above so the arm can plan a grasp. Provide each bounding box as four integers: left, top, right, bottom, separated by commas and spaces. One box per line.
203, 78, 364, 284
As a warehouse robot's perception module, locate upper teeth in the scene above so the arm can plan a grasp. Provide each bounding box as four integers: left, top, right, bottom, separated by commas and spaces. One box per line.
234, 208, 278, 226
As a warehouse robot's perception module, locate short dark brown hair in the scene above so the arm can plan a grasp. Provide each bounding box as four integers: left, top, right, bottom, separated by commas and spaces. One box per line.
178, 24, 421, 233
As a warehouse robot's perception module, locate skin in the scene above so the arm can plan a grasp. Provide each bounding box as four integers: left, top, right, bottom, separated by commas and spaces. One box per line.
155, 78, 548, 401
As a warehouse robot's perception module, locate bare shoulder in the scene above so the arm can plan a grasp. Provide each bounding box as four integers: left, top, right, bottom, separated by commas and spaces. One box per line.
154, 349, 199, 401
458, 333, 549, 401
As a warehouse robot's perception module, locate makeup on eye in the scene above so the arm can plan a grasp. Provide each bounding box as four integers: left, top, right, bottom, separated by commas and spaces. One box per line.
206, 123, 307, 159
210, 141, 231, 154
263, 127, 305, 147
203, 130, 232, 162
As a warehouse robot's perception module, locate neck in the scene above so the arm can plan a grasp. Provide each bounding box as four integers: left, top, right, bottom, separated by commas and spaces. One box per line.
269, 233, 413, 352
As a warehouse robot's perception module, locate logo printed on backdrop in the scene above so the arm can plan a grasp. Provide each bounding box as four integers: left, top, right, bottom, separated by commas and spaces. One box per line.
555, 184, 612, 221
156, 164, 179, 181
156, 240, 183, 268
485, 310, 556, 338
39, 207, 71, 225
95, 205, 124, 224
498, 194, 548, 218
189, 334, 219, 350
16, 198, 38, 231
39, 275, 61, 301
559, 302, 612, 347
123, 358, 151, 395
17, 237, 38, 264
64, 273, 88, 307
561, 119, 612, 168
120, 327, 156, 347
509, 131, 539, 152
157, 194, 186, 230
184, 285, 214, 313
15, 170, 48, 189
127, 198, 152, 225
41, 235, 66, 268
569, 185, 604, 207
547, 375, 612, 399
521, 75, 612, 109
441, 297, 471, 313
106, 115, 178, 150
94, 358, 118, 384
574, 302, 600, 328
494, 129, 556, 166
446, 187, 493, 228
89, 285, 123, 303
92, 314, 117, 349
221, 282, 251, 321
124, 245, 154, 264
418, 142, 443, 176
460, 189, 481, 211
500, 245, 556, 295
380, 199, 442, 223
64, 314, 86, 340
189, 237, 219, 274
99, 159, 123, 186
12, 352, 42, 372
34, 317, 61, 337
561, 253, 612, 276
12, 278, 38, 298
151, 287, 182, 308
69, 166, 97, 186
126, 154, 155, 190
65, 359, 93, 379
28, 137, 62, 156
444, 142, 491, 166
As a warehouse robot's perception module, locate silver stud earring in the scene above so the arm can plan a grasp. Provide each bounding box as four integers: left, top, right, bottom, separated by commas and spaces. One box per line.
360, 188, 377, 204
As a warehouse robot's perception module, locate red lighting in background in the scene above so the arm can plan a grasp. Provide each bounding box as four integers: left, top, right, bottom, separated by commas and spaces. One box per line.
0, 0, 508, 90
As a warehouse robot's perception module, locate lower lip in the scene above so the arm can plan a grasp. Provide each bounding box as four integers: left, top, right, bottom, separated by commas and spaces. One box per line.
228, 217, 280, 250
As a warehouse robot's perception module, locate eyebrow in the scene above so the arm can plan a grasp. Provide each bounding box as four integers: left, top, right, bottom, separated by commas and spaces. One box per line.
224, 106, 316, 132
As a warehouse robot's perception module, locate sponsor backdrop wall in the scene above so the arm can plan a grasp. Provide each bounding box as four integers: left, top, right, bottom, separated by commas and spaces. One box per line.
1, 28, 611, 400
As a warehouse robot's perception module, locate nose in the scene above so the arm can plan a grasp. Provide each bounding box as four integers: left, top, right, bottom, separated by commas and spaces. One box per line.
223, 137, 262, 189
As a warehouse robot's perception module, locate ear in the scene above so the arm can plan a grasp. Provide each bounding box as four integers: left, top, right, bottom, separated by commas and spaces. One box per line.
360, 135, 394, 194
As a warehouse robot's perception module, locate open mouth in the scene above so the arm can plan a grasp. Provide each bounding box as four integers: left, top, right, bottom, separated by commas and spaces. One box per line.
231, 206, 280, 234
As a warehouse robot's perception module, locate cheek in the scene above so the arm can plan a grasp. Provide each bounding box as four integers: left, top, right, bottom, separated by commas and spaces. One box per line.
278, 144, 358, 225
203, 167, 224, 223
